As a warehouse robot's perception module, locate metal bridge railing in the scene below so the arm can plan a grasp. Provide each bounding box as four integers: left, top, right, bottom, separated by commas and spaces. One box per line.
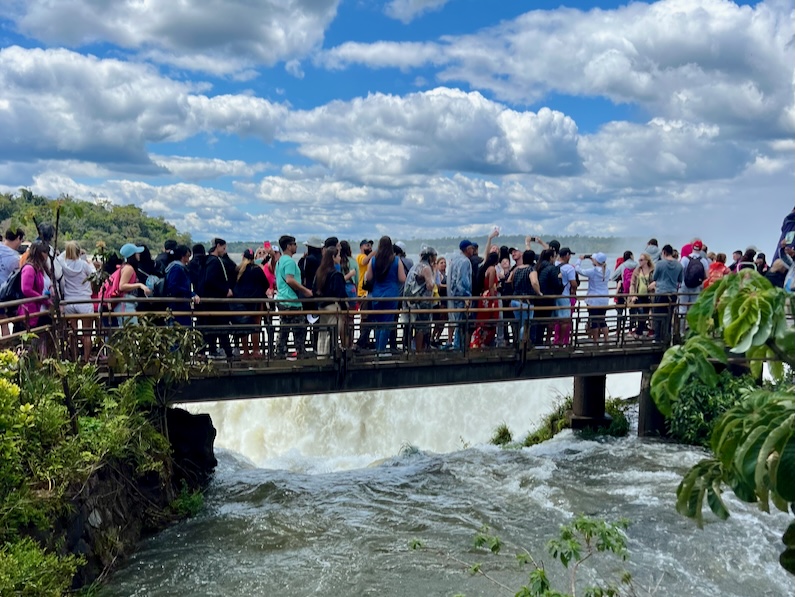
0, 291, 686, 367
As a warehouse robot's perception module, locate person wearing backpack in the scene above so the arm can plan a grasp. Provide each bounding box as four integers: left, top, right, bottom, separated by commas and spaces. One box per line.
113, 243, 153, 326
16, 241, 53, 332
678, 239, 710, 333
403, 246, 436, 352
575, 252, 612, 345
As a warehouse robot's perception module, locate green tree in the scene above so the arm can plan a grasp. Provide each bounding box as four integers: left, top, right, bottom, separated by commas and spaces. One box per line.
650, 271, 794, 574
1, 189, 190, 253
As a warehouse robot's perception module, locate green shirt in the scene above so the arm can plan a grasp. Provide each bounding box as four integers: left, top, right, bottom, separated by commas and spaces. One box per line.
275, 256, 302, 307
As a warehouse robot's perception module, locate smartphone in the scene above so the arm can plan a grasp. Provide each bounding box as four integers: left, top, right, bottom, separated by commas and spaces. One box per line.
263, 241, 272, 250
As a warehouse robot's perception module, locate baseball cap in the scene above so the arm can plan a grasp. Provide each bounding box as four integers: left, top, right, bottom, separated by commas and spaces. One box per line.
395, 241, 407, 251
692, 239, 704, 251
120, 243, 144, 259
509, 247, 519, 254
549, 239, 561, 252
359, 239, 373, 246
593, 252, 607, 264
459, 239, 473, 251
559, 247, 575, 257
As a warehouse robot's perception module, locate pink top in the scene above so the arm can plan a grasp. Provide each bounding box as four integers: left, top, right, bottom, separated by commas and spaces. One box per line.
17, 265, 51, 327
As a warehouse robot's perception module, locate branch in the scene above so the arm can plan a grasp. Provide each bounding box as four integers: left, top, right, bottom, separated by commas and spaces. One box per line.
446, 552, 515, 594
765, 338, 795, 369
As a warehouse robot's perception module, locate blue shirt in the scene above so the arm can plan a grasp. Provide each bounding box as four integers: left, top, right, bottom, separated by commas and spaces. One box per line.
448, 253, 472, 298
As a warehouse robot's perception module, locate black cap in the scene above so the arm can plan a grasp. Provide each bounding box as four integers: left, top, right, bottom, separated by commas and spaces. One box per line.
559, 247, 575, 257
549, 239, 561, 251
509, 247, 518, 253
360, 239, 373, 246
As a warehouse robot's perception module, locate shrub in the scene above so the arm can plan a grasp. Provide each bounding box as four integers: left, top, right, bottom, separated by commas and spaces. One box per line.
0, 538, 82, 596
668, 370, 753, 446
489, 422, 513, 446
523, 395, 573, 447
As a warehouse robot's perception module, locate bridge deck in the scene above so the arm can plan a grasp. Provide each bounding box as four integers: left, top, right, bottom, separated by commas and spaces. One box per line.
169, 344, 666, 403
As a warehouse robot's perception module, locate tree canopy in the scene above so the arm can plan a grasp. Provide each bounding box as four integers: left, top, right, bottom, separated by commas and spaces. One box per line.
0, 190, 190, 255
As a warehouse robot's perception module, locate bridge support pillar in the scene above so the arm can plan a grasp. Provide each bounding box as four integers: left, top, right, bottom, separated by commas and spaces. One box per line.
638, 369, 667, 437
571, 375, 610, 430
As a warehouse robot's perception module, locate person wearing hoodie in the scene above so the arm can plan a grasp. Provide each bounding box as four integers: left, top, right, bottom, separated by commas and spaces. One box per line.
57, 241, 96, 361
154, 239, 178, 277
643, 238, 661, 263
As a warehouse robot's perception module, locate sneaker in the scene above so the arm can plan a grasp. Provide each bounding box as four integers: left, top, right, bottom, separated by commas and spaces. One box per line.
286, 351, 299, 361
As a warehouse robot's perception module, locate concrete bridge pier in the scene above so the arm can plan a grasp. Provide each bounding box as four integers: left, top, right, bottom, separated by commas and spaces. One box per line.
637, 369, 667, 437
570, 375, 611, 430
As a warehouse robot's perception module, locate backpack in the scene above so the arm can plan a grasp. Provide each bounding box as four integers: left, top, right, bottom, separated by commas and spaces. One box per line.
0, 266, 26, 304
403, 263, 429, 301
622, 266, 635, 294
684, 256, 706, 288
539, 263, 564, 296
101, 265, 126, 300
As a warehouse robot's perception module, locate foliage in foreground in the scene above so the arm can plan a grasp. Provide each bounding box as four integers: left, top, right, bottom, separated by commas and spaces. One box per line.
0, 349, 177, 594
412, 516, 651, 597
650, 271, 795, 575
667, 370, 754, 447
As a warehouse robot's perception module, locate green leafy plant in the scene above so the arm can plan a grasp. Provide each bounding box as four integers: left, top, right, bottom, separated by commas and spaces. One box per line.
170, 480, 204, 517
667, 370, 754, 446
650, 271, 795, 575
0, 537, 83, 596
414, 516, 647, 597
106, 315, 211, 405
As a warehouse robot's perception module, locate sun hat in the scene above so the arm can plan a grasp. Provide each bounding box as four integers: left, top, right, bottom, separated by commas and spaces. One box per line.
304, 236, 323, 248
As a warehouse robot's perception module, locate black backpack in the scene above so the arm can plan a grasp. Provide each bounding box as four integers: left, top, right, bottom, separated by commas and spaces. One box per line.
684, 256, 706, 288
0, 266, 26, 304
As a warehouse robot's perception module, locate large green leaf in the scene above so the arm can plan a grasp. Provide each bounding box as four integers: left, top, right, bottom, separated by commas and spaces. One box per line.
776, 440, 795, 503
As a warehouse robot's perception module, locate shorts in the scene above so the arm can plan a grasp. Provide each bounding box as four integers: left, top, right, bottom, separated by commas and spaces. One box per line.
64, 302, 94, 316
589, 315, 608, 330
409, 310, 431, 333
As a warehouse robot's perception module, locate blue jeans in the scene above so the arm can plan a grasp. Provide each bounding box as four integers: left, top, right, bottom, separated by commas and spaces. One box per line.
511, 300, 534, 343
450, 299, 467, 349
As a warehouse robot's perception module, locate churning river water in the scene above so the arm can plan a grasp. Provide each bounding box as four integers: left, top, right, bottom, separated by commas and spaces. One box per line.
101, 375, 793, 596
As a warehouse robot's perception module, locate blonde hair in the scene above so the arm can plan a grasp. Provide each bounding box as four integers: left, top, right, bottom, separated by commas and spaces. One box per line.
65, 240, 81, 261
639, 252, 655, 272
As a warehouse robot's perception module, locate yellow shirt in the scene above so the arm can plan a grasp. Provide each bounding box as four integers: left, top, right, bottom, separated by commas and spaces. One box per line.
356, 253, 370, 297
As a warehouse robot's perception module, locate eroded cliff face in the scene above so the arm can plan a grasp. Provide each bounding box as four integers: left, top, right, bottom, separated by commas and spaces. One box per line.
43, 408, 217, 590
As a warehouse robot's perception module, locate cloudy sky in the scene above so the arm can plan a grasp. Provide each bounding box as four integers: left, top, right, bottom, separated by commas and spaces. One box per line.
0, 0, 792, 250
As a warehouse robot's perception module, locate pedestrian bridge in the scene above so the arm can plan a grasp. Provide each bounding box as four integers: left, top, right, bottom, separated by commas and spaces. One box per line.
0, 293, 679, 434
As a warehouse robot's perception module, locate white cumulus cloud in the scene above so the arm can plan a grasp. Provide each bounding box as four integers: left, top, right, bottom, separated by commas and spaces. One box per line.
2, 0, 340, 76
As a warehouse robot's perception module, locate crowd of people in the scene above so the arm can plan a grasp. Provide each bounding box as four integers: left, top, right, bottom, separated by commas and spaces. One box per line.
0, 206, 793, 361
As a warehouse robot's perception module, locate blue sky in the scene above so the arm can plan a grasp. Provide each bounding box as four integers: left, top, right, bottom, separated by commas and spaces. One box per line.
0, 0, 792, 252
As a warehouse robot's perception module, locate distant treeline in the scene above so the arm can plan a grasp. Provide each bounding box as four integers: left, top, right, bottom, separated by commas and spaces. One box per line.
222, 234, 648, 258
0, 189, 190, 255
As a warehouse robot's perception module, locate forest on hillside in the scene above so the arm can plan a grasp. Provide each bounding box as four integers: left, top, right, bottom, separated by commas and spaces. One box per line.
0, 190, 190, 254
